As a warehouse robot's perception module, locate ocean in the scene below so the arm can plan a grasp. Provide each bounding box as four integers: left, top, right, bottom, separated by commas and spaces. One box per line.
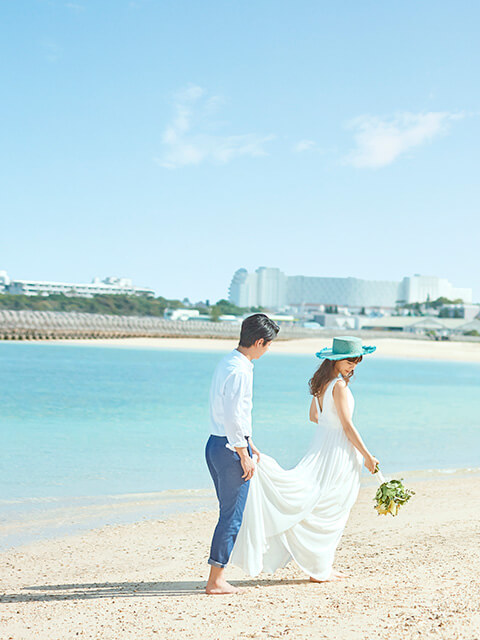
1, 342, 479, 547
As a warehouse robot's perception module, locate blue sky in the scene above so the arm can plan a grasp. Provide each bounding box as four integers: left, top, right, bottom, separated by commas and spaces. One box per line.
1, 1, 478, 302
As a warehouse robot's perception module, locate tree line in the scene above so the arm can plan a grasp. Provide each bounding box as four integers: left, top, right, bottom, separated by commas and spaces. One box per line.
0, 293, 257, 319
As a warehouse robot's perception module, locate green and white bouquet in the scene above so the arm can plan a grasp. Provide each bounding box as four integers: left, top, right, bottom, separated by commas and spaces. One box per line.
373, 466, 415, 517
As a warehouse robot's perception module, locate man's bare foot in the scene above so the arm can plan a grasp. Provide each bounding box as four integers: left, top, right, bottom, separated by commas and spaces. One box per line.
205, 580, 241, 595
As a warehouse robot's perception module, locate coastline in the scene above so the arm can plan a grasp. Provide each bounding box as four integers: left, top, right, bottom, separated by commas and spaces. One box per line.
3, 467, 479, 552
20, 335, 480, 362
0, 489, 217, 552
2, 475, 479, 639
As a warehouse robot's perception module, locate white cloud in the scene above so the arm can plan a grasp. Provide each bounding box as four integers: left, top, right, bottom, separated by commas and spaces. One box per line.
344, 111, 464, 168
294, 139, 316, 153
65, 3, 85, 11
40, 38, 62, 62
176, 85, 206, 103
156, 85, 275, 169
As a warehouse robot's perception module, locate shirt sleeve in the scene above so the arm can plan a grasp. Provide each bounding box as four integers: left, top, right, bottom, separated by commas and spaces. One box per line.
223, 370, 251, 448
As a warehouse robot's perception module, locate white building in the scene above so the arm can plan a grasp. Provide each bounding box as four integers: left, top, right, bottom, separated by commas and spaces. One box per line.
256, 267, 287, 309
439, 304, 478, 321
0, 271, 154, 297
0, 271, 10, 294
397, 275, 472, 304
229, 268, 399, 310
229, 267, 286, 308
164, 309, 201, 321
228, 268, 258, 307
228, 267, 473, 310
287, 275, 399, 309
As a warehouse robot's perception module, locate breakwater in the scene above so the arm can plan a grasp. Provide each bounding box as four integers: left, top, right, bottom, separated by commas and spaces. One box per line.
1, 309, 478, 343
0, 309, 313, 340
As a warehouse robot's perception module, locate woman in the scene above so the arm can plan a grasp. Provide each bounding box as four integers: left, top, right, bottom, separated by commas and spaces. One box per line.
230, 336, 379, 583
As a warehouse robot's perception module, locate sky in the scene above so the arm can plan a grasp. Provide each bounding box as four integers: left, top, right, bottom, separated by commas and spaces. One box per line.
1, 0, 478, 303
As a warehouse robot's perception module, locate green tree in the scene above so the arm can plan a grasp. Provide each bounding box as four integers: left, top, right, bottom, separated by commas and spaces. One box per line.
210, 306, 222, 322
0, 293, 186, 317
213, 299, 248, 316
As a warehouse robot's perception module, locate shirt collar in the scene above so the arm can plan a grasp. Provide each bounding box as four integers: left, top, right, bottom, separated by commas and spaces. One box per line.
233, 348, 254, 369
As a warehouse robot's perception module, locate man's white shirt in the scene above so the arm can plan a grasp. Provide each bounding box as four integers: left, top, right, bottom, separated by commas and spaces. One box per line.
209, 349, 253, 449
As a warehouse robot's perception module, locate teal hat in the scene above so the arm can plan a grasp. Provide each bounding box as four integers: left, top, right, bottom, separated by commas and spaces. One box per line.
316, 336, 376, 361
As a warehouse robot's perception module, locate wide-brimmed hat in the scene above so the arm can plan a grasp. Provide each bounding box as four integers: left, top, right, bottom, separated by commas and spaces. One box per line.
316, 336, 376, 361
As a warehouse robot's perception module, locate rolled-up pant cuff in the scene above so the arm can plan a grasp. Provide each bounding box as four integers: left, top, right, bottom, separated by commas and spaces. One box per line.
208, 558, 226, 568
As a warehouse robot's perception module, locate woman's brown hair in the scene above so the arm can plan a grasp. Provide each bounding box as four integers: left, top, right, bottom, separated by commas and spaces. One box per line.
308, 356, 363, 397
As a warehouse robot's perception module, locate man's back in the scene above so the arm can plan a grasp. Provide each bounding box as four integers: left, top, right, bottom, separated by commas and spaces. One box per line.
209, 349, 253, 446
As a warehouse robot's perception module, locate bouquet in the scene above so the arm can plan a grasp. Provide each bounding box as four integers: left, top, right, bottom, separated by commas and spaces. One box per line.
373, 466, 415, 516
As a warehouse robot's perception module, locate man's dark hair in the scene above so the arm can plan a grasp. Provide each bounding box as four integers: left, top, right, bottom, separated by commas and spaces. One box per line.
239, 313, 280, 348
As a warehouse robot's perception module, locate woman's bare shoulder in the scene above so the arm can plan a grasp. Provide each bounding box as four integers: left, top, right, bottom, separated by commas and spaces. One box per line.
332, 378, 347, 393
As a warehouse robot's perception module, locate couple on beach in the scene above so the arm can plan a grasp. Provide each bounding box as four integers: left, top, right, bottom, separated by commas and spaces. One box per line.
205, 314, 379, 595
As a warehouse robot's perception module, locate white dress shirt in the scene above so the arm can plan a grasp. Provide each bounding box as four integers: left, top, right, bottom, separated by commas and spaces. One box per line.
209, 349, 254, 449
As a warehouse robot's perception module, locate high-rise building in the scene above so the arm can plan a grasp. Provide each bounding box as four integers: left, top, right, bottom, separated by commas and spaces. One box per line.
397, 275, 472, 304
286, 275, 399, 308
256, 267, 287, 309
229, 267, 286, 308
228, 268, 258, 307
228, 267, 472, 310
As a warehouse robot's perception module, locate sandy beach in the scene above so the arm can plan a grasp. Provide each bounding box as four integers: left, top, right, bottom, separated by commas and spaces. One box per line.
1, 476, 479, 640
45, 336, 480, 363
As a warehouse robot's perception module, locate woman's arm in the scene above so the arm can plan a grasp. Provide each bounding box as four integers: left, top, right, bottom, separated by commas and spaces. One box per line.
332, 381, 379, 473
309, 397, 318, 423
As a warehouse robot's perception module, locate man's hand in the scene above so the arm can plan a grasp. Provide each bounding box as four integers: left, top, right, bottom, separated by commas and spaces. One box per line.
250, 441, 261, 463
235, 446, 255, 481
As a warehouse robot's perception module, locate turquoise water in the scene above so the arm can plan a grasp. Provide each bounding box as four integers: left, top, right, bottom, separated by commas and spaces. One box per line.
1, 342, 480, 504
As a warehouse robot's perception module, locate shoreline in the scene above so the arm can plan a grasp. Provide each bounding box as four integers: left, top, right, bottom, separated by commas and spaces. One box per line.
6, 335, 480, 362
3, 466, 479, 552
2, 476, 479, 639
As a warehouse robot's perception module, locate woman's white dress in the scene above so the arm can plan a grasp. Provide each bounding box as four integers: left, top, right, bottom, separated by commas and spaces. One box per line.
231, 376, 363, 580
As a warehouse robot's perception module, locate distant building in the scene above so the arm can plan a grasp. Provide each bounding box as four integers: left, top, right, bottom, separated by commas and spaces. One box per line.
358, 315, 467, 336
398, 274, 472, 305
229, 267, 286, 308
164, 309, 201, 321
456, 319, 480, 335
0, 271, 154, 297
229, 268, 257, 308
0, 271, 10, 294
438, 303, 479, 321
313, 313, 359, 330
228, 267, 473, 311
287, 275, 399, 309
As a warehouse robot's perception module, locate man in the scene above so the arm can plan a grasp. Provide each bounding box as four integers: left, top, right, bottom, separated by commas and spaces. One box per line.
205, 313, 280, 595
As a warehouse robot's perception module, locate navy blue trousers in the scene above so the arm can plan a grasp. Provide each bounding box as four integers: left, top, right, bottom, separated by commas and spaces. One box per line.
205, 435, 252, 568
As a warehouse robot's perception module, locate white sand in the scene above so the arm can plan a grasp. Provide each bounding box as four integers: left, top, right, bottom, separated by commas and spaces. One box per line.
1, 477, 479, 639
46, 336, 480, 362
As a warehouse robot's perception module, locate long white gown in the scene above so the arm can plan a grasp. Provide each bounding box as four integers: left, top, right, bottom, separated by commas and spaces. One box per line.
231, 376, 363, 580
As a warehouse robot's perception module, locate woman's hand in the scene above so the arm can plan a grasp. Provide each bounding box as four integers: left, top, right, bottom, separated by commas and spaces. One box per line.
364, 453, 379, 474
